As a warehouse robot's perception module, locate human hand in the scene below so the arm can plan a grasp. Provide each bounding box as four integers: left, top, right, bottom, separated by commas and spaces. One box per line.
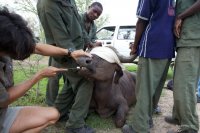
37, 66, 68, 79
93, 41, 102, 47
130, 44, 137, 55
174, 17, 183, 38
88, 42, 102, 49
71, 49, 92, 60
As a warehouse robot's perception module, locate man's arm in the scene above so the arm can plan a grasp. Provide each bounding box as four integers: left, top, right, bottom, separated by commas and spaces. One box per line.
0, 67, 66, 107
177, 0, 200, 20
34, 43, 68, 56
130, 0, 153, 55
34, 43, 92, 59
174, 0, 200, 38
130, 18, 148, 55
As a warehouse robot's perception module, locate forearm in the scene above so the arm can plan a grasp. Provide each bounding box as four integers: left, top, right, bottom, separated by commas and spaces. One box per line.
134, 18, 148, 47
5, 73, 42, 105
34, 43, 68, 56
178, 0, 200, 19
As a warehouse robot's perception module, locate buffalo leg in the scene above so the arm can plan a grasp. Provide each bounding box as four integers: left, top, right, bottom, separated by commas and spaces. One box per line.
114, 101, 129, 128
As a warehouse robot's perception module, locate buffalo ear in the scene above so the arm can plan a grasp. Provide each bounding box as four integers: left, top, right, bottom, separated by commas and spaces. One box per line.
113, 64, 123, 84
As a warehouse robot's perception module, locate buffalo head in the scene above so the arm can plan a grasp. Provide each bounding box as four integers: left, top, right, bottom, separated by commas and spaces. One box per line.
76, 47, 125, 83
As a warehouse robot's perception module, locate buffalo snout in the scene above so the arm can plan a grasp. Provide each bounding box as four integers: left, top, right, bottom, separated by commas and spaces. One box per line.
76, 57, 92, 66
76, 57, 95, 72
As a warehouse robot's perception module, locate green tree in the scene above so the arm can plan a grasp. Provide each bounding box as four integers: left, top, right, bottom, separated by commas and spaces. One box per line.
13, 0, 45, 43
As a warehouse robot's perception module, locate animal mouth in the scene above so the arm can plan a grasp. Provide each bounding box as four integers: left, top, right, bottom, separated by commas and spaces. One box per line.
79, 65, 94, 72
80, 66, 88, 71
78, 65, 95, 76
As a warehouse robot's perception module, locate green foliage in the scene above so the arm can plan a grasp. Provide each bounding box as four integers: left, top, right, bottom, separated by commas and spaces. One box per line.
166, 67, 174, 79
11, 88, 46, 106
75, 0, 92, 13
125, 64, 137, 72
86, 113, 115, 129
12, 67, 48, 106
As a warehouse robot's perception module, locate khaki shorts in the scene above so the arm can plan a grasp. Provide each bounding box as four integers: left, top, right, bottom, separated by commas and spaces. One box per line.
2, 107, 22, 133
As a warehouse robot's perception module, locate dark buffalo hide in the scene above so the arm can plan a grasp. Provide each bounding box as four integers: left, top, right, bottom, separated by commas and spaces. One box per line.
76, 47, 136, 127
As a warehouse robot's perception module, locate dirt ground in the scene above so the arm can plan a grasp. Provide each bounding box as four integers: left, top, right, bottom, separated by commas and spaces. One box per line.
41, 89, 200, 133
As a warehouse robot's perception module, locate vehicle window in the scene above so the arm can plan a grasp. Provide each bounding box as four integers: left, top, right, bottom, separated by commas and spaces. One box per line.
96, 26, 115, 40
117, 26, 136, 40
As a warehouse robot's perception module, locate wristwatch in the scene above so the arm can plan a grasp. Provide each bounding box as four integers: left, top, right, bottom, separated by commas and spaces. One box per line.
67, 48, 74, 57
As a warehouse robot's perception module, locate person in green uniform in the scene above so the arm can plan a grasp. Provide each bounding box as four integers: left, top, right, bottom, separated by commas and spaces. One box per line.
165, 1, 200, 133
0, 8, 91, 133
45, 1, 103, 107
37, 0, 100, 132
80, 2, 103, 50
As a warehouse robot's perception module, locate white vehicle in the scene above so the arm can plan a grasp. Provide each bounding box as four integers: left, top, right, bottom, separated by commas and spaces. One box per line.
96, 25, 136, 57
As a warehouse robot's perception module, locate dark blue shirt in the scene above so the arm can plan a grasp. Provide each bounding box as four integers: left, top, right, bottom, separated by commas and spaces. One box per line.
136, 0, 176, 59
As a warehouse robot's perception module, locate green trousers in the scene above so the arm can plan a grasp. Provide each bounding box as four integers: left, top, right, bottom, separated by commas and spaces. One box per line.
172, 47, 200, 131
127, 57, 171, 133
46, 57, 65, 106
54, 69, 93, 128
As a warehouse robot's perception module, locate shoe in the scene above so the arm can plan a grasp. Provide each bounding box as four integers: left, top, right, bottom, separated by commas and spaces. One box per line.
165, 116, 180, 125
167, 129, 198, 133
65, 125, 95, 133
154, 105, 162, 114
122, 124, 137, 133
149, 117, 154, 128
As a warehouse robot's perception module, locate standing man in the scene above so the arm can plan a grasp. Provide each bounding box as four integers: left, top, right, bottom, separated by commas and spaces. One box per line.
37, 0, 99, 132
166, 1, 200, 133
122, 0, 176, 133
80, 2, 103, 49
44, 1, 103, 107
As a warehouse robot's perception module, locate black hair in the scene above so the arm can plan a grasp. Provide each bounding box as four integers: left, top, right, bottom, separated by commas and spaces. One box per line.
0, 7, 35, 60
90, 2, 103, 10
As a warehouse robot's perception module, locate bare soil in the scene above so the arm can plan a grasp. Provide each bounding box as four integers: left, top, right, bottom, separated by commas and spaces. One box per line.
41, 89, 200, 133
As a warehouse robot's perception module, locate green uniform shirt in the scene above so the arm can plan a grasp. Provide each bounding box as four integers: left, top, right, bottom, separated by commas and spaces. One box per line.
80, 13, 97, 43
176, 0, 200, 47
0, 56, 13, 132
37, 0, 90, 63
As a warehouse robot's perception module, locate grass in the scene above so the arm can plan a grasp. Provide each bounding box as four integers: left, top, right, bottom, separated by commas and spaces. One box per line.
12, 63, 174, 129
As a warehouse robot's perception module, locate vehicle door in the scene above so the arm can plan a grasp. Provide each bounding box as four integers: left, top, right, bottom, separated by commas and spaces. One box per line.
114, 26, 136, 57
96, 26, 116, 47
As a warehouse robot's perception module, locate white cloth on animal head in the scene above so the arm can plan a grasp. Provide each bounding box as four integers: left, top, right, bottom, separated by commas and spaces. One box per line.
90, 47, 123, 67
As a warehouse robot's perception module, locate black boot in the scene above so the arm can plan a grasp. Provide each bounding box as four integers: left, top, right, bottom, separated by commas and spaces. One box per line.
122, 124, 137, 133
149, 117, 154, 128
165, 116, 180, 125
